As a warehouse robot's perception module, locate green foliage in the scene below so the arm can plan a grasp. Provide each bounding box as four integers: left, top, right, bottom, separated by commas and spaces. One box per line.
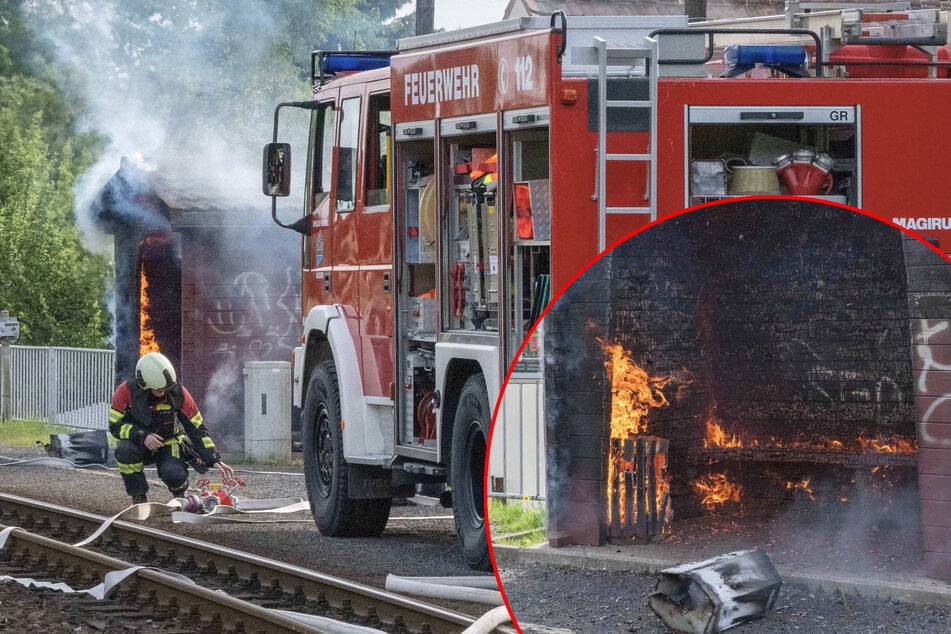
0, 0, 416, 349
18, 1, 415, 154
0, 74, 111, 348
488, 499, 548, 546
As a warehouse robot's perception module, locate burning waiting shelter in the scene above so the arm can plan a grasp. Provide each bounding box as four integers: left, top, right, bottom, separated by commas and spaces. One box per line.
90, 158, 301, 448
543, 198, 951, 580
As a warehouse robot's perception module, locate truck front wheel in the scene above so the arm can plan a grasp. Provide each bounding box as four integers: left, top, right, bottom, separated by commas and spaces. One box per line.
450, 373, 492, 571
302, 361, 391, 536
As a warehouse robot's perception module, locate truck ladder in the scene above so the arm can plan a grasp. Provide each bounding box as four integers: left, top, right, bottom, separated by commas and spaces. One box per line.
593, 36, 660, 252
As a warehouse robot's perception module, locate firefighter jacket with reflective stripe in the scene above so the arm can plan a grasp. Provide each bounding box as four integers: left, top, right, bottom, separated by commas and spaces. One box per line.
108, 380, 221, 468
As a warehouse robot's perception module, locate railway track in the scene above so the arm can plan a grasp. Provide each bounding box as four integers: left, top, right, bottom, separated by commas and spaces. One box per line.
0, 492, 509, 633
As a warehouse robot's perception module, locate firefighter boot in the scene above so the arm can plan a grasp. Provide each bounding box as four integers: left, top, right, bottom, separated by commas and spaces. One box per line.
169, 486, 188, 499
131, 493, 147, 505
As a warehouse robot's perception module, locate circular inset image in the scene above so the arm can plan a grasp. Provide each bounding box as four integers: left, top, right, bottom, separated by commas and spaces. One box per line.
487, 197, 951, 633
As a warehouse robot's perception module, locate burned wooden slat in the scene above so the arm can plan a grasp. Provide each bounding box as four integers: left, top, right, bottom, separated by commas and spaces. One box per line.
610, 438, 621, 537
649, 549, 782, 634
623, 441, 635, 538
655, 438, 670, 534
635, 438, 647, 539
646, 438, 657, 534
608, 435, 671, 541
658, 491, 670, 535
688, 446, 916, 467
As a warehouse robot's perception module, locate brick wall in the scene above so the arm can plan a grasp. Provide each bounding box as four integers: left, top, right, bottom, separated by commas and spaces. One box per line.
179, 221, 300, 450
903, 235, 951, 579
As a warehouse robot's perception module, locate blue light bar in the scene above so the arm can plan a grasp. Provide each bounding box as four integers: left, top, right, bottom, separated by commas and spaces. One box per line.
724, 45, 807, 67
311, 50, 396, 87
322, 54, 392, 74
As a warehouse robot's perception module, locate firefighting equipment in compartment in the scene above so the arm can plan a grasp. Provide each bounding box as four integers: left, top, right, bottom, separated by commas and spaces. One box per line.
135, 352, 177, 391
419, 175, 437, 247
513, 181, 535, 240
417, 391, 438, 442
774, 150, 835, 196
466, 152, 497, 180
452, 262, 466, 319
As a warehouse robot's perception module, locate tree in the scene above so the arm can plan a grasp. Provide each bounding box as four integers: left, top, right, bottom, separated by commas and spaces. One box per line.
0, 0, 416, 346
18, 0, 415, 205
0, 74, 111, 348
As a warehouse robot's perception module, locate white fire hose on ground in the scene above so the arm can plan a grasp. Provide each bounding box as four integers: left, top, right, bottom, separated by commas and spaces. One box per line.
384, 576, 511, 633
384, 574, 502, 605
461, 605, 513, 634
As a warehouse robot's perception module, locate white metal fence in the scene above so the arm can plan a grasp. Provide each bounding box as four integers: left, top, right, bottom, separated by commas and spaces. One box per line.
489, 377, 547, 501
1, 346, 115, 429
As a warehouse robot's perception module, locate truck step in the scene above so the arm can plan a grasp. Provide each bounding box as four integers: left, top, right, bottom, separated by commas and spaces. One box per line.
402, 462, 447, 476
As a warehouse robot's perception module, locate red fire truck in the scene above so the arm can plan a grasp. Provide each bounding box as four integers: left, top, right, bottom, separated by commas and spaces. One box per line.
264, 5, 951, 569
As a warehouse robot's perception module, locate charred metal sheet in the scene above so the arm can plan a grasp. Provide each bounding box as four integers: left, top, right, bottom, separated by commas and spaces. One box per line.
649, 549, 781, 633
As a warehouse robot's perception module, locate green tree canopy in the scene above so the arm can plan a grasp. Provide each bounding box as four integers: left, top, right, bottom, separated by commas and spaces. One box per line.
0, 0, 415, 348
0, 74, 111, 347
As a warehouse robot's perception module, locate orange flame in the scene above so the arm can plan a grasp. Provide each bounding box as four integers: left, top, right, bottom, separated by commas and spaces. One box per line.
139, 265, 159, 355
600, 339, 673, 530
601, 340, 671, 438
857, 433, 916, 454
704, 419, 743, 448
695, 472, 742, 510
786, 478, 815, 501
700, 410, 913, 456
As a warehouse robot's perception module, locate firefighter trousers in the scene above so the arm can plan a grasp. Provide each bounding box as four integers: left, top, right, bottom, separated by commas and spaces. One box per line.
114, 438, 189, 497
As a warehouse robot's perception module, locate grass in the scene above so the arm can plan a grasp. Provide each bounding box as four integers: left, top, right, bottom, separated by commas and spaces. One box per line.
0, 418, 115, 447
488, 498, 547, 547
234, 453, 304, 467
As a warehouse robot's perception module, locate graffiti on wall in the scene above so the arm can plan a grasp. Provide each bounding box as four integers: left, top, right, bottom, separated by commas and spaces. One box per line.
915, 319, 951, 448
206, 266, 300, 363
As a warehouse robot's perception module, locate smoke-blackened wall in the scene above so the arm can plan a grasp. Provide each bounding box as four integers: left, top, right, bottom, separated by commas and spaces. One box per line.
545, 199, 918, 548
544, 255, 613, 546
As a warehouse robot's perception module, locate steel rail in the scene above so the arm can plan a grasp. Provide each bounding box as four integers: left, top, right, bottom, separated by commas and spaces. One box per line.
0, 522, 319, 632
0, 492, 504, 633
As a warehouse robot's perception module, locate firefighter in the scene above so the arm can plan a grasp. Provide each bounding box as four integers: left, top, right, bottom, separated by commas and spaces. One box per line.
109, 352, 234, 504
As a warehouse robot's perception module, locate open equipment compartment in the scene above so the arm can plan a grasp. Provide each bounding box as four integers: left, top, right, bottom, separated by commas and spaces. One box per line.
686, 105, 859, 206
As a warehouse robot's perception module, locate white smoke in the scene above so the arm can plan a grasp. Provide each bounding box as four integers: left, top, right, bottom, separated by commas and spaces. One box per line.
22, 0, 309, 246
20, 1, 319, 445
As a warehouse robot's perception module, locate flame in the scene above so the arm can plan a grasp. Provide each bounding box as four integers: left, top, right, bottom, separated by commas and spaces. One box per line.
600, 339, 673, 531
786, 478, 815, 501
139, 264, 159, 355
857, 433, 916, 454
704, 419, 743, 448
700, 410, 914, 456
601, 340, 671, 438
695, 472, 742, 510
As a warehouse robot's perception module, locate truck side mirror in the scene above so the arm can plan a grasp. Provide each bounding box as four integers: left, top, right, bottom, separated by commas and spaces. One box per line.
263, 142, 292, 197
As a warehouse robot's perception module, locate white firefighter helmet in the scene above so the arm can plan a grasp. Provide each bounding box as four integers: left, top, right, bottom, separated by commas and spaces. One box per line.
135, 352, 177, 391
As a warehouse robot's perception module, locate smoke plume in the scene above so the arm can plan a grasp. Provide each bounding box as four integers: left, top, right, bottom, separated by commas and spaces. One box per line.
22, 0, 311, 242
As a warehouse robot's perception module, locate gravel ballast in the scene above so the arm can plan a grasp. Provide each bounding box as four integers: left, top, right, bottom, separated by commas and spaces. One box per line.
5, 441, 951, 633
499, 560, 951, 633
0, 442, 495, 631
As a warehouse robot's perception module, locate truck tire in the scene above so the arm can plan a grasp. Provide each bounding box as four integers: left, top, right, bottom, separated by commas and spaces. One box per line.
450, 373, 492, 571
301, 361, 391, 537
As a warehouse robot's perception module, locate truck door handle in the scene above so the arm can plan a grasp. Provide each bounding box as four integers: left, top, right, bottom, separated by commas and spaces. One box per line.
383, 273, 391, 293
324, 273, 331, 293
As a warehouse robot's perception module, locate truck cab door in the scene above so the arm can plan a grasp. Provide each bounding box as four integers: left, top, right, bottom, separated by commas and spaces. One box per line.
303, 99, 337, 312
